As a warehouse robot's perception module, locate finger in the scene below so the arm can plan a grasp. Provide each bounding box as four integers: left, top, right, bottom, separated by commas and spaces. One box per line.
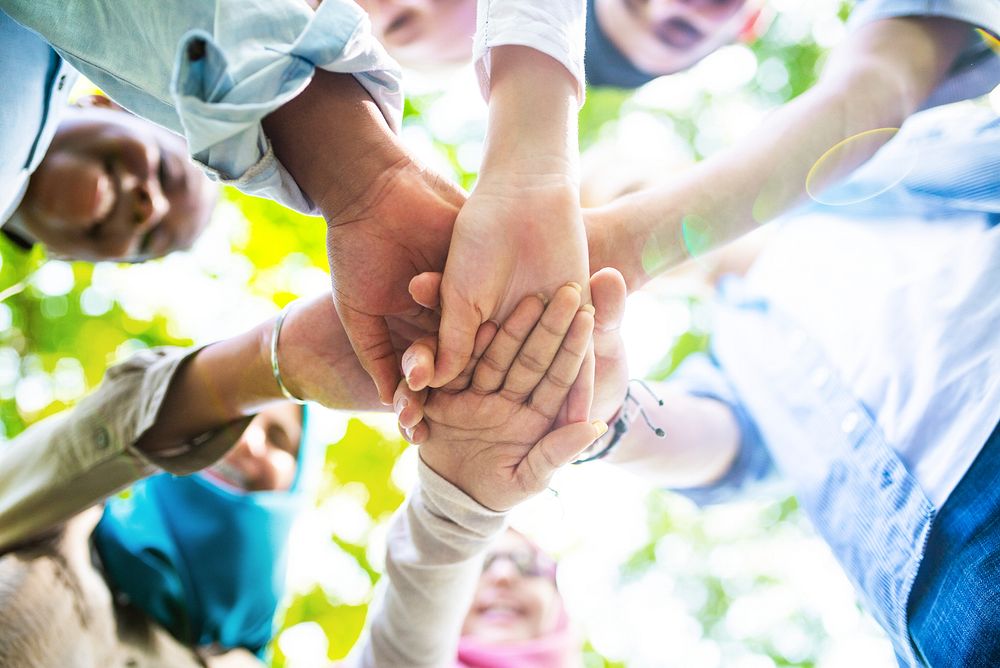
589, 268, 627, 358
529, 307, 594, 420
339, 307, 399, 405
515, 420, 609, 495
443, 320, 498, 392
433, 294, 484, 388
502, 283, 583, 402
564, 341, 595, 424
471, 295, 546, 394
409, 272, 443, 310
402, 336, 437, 392
393, 379, 427, 430
398, 420, 429, 445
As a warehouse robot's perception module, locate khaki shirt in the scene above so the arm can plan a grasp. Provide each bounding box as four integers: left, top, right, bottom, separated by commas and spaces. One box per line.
0, 347, 250, 553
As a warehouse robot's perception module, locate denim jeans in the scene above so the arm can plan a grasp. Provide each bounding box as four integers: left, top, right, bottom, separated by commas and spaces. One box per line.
907, 421, 1000, 667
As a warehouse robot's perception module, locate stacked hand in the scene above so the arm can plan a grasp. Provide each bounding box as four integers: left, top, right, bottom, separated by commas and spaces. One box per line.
393, 271, 630, 511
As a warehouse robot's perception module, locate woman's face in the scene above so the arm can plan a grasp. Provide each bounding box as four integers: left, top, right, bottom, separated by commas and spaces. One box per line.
205, 403, 304, 493
17, 101, 215, 262
354, 0, 476, 66
461, 531, 562, 644
595, 0, 754, 75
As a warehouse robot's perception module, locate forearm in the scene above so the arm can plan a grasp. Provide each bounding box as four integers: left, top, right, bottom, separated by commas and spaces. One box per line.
262, 70, 406, 219
357, 460, 507, 668
480, 46, 580, 182
604, 384, 740, 489
600, 17, 969, 290
139, 294, 384, 455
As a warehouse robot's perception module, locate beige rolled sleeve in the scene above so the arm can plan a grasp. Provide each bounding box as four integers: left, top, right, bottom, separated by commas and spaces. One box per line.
0, 347, 250, 552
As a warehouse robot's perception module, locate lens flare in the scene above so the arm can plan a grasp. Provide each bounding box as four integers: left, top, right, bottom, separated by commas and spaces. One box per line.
680, 215, 713, 259
805, 128, 913, 206
976, 28, 1000, 56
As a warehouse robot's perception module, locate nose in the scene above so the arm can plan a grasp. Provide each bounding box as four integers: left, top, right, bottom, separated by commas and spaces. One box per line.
130, 175, 169, 228
483, 557, 520, 586
680, 0, 745, 22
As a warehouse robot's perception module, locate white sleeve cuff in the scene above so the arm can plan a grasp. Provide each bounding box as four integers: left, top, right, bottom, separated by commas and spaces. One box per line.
473, 0, 586, 105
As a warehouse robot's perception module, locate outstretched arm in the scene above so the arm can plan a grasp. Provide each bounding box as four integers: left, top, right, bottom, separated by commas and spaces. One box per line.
0, 293, 410, 552
429, 42, 595, 421
354, 283, 605, 668
587, 16, 973, 290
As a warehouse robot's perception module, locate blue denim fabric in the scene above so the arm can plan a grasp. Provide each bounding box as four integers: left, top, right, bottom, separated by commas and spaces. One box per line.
0, 9, 76, 223
907, 421, 1000, 667
665, 108, 1000, 664
849, 0, 1000, 110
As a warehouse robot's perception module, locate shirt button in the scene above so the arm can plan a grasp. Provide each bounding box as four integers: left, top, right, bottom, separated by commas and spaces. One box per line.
95, 427, 111, 450
57, 74, 66, 91
187, 39, 206, 62
840, 412, 860, 434
811, 367, 830, 388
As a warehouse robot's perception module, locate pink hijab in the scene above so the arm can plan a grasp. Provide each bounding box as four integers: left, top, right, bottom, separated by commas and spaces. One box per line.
455, 597, 582, 668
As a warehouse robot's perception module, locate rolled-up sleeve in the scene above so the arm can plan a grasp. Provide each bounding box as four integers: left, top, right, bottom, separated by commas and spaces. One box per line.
0, 0, 403, 214
473, 0, 586, 104
848, 0, 1000, 108
0, 348, 249, 552
666, 352, 776, 505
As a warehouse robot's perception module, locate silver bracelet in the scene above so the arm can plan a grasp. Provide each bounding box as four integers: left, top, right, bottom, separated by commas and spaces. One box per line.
271, 302, 306, 405
573, 380, 665, 464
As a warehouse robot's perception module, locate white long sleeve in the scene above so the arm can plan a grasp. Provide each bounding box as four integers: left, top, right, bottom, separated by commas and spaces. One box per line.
473, 0, 586, 104
353, 459, 508, 668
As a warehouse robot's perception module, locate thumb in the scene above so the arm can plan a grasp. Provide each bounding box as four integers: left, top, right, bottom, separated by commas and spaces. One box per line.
516, 420, 609, 494
409, 272, 443, 310
433, 295, 483, 388
401, 335, 437, 392
338, 307, 399, 405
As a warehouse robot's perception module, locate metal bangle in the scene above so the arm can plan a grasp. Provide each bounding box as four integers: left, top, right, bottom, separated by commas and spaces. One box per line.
271, 302, 306, 404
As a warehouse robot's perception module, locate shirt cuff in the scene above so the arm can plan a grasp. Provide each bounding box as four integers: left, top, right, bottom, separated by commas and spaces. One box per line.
171, 0, 403, 214
473, 0, 586, 105
665, 352, 777, 505
412, 457, 509, 558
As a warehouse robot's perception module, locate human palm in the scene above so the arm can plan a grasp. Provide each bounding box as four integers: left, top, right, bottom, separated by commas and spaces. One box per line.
412, 283, 604, 511
432, 179, 591, 404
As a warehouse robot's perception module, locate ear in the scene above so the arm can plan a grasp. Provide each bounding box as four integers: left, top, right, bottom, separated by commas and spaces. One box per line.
74, 94, 125, 113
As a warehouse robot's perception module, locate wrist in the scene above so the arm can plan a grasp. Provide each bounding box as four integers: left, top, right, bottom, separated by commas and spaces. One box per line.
262, 70, 407, 221
480, 46, 579, 181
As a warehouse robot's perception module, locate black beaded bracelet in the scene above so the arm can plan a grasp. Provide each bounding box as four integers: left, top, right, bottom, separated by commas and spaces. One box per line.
573, 380, 666, 464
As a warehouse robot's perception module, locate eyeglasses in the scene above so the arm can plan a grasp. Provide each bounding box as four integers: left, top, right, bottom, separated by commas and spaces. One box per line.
482, 551, 557, 580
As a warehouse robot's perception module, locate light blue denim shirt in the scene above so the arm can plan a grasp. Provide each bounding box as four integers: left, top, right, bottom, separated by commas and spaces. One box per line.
669, 108, 1000, 666
0, 0, 403, 214
851, 0, 1000, 109
0, 10, 76, 225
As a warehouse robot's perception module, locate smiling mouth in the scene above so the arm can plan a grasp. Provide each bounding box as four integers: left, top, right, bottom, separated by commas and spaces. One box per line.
653, 18, 703, 49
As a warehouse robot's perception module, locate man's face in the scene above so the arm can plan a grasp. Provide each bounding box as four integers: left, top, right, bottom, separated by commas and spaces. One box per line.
595, 0, 754, 75
354, 0, 476, 66
17, 103, 215, 262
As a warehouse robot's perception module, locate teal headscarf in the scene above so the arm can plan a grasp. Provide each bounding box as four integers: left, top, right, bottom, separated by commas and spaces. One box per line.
93, 405, 327, 655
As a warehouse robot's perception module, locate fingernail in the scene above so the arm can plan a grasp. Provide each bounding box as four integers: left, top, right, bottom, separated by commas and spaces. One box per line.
402, 355, 416, 384
404, 426, 415, 441
566, 282, 582, 293
579, 304, 596, 314
591, 420, 609, 437
394, 396, 408, 415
